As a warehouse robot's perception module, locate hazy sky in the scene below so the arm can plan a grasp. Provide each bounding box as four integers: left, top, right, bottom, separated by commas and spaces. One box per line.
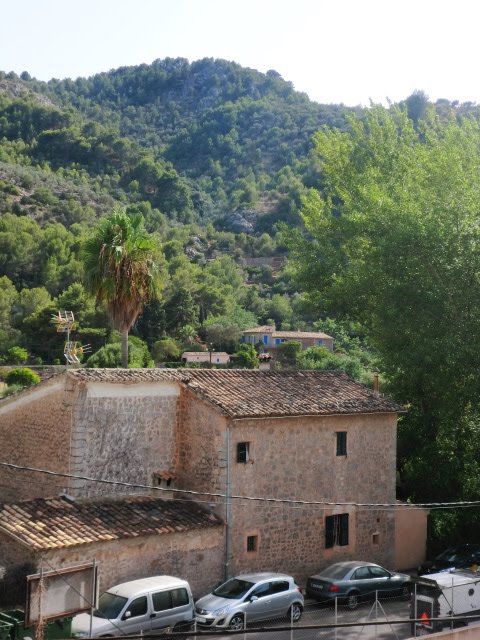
1, 0, 478, 107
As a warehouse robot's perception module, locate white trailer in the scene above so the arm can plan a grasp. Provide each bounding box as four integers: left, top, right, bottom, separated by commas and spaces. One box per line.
411, 568, 480, 634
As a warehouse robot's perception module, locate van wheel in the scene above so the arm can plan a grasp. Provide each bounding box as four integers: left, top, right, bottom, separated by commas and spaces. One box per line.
228, 614, 245, 631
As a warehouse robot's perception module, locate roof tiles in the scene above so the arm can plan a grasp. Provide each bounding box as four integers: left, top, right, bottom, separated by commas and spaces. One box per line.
0, 495, 222, 550
67, 369, 403, 418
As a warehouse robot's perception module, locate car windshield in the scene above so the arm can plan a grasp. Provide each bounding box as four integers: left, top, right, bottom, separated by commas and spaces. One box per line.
436, 547, 476, 562
93, 592, 128, 619
318, 564, 352, 580
213, 578, 255, 599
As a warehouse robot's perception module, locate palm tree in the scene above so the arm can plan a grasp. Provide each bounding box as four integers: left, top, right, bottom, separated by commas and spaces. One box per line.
82, 209, 161, 368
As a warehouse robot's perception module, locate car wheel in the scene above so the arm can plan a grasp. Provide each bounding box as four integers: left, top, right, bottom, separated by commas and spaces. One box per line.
228, 614, 245, 631
289, 603, 303, 623
401, 584, 411, 600
346, 592, 359, 610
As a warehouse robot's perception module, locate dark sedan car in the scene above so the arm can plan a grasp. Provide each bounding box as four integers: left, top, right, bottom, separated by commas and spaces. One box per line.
306, 561, 412, 610
418, 544, 480, 575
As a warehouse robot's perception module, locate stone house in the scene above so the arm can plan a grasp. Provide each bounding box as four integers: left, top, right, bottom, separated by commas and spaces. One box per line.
0, 368, 406, 590
241, 325, 334, 360
0, 495, 223, 597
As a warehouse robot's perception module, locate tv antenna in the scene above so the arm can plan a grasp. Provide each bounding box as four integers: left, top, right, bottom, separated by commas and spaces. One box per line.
51, 311, 91, 366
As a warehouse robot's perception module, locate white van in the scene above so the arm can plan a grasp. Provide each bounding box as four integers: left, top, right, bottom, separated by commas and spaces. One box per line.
72, 575, 195, 637
411, 568, 480, 634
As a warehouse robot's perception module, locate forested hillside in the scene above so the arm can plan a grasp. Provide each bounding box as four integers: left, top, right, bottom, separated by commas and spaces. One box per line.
0, 57, 366, 372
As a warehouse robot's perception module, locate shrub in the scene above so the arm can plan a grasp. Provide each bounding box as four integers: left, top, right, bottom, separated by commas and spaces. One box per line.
0, 384, 24, 398
5, 367, 40, 387
6, 346, 28, 364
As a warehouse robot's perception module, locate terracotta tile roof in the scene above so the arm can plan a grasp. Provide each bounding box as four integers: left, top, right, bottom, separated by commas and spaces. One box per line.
0, 495, 222, 551
67, 369, 403, 418
181, 370, 403, 417
242, 326, 333, 339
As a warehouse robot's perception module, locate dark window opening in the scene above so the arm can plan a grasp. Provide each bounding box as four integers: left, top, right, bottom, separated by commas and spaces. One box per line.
247, 535, 258, 552
325, 513, 349, 548
336, 432, 347, 456
237, 442, 250, 463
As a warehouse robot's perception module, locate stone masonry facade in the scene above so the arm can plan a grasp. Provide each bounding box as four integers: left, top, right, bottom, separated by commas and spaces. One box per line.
0, 527, 225, 600
227, 413, 397, 582
65, 380, 181, 497
0, 379, 71, 501
0, 369, 401, 590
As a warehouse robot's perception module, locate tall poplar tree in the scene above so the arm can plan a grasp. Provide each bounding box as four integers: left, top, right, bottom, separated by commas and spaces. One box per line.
286, 106, 480, 543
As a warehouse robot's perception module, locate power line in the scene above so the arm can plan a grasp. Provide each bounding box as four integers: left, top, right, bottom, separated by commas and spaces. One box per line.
1, 461, 479, 511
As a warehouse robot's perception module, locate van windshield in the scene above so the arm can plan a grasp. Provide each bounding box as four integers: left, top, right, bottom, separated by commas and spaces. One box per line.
94, 592, 128, 619
213, 579, 254, 599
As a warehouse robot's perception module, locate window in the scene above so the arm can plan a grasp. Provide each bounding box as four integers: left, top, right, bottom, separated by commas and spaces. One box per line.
251, 582, 270, 598
275, 338, 281, 345
353, 567, 371, 580
263, 335, 268, 345
126, 596, 148, 618
369, 566, 389, 578
336, 431, 347, 456
317, 339, 323, 346
171, 588, 189, 607
325, 513, 349, 548
247, 535, 258, 552
270, 580, 289, 594
152, 590, 171, 612
237, 442, 250, 463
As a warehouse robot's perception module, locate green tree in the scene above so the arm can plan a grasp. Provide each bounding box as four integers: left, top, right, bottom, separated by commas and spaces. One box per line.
5, 346, 28, 364
286, 105, 480, 528
86, 335, 154, 368
82, 209, 162, 367
234, 344, 259, 369
152, 337, 181, 363
164, 287, 199, 336
276, 341, 302, 368
0, 276, 20, 351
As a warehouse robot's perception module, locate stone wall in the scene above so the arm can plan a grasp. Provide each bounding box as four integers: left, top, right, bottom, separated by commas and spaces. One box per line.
0, 378, 71, 501
67, 381, 181, 497
176, 389, 228, 508
228, 413, 397, 583
41, 526, 225, 598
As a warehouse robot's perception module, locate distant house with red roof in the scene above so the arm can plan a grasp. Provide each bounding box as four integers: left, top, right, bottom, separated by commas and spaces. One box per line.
241, 325, 334, 359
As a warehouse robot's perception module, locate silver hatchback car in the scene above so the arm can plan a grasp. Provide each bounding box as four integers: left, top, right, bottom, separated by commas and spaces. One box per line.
195, 572, 304, 630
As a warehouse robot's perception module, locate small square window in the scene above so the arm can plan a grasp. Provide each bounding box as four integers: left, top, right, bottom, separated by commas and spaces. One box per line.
372, 533, 380, 545
237, 442, 250, 463
247, 535, 258, 552
336, 432, 347, 456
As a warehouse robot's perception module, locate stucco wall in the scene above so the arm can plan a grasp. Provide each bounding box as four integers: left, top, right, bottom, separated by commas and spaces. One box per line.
67, 381, 181, 497
228, 413, 397, 582
395, 506, 428, 570
0, 379, 71, 501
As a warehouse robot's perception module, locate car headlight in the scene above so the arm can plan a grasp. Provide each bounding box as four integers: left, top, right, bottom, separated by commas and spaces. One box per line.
213, 606, 230, 616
